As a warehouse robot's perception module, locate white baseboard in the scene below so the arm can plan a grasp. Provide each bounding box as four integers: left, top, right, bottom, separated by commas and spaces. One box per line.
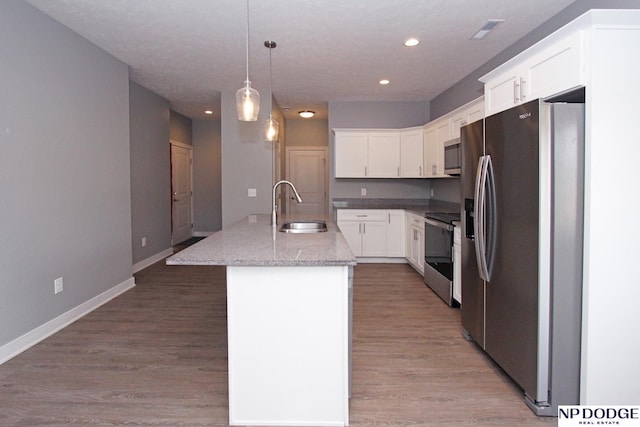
356, 257, 408, 264
0, 277, 136, 366
132, 248, 174, 273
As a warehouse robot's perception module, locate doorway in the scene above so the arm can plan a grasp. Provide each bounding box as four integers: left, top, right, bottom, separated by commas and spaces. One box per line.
170, 141, 193, 245
285, 146, 328, 216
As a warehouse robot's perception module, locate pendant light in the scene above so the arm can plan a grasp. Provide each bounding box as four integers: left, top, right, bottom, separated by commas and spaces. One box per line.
236, 0, 260, 121
264, 40, 279, 142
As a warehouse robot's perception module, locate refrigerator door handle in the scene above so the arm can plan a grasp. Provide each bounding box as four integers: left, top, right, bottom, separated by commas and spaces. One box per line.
484, 155, 497, 282
474, 156, 490, 281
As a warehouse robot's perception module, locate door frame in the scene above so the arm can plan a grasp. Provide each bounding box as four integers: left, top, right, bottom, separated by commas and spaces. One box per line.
170, 140, 194, 245
285, 146, 329, 215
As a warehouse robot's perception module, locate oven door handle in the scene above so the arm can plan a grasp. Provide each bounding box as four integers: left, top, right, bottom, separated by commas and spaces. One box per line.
424, 217, 454, 231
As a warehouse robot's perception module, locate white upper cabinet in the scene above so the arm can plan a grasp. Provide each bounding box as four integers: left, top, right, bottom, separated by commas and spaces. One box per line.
368, 132, 401, 178
423, 119, 449, 178
334, 131, 368, 178
333, 97, 483, 179
400, 128, 424, 177
483, 31, 584, 116
451, 100, 485, 138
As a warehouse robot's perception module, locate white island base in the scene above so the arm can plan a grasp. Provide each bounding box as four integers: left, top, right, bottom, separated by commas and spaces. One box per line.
227, 265, 350, 426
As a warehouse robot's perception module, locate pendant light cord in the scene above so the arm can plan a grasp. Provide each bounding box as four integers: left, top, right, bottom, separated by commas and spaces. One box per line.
268, 42, 273, 115
245, 0, 250, 81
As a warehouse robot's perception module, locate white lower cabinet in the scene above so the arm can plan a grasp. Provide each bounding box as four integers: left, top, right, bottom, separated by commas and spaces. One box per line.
386, 210, 406, 257
405, 212, 425, 275
337, 209, 405, 257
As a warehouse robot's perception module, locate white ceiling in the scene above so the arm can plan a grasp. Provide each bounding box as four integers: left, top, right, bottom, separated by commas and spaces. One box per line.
25, 0, 576, 120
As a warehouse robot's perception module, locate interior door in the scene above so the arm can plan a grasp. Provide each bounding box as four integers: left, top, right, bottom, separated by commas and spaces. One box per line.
171, 142, 192, 245
286, 147, 327, 216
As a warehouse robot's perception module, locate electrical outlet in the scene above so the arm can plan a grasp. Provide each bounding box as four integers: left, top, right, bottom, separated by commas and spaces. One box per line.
248, 188, 257, 197
141, 237, 147, 247
54, 277, 63, 294
361, 188, 367, 196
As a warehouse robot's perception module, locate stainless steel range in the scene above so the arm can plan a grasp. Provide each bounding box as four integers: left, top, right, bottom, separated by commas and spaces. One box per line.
423, 212, 459, 306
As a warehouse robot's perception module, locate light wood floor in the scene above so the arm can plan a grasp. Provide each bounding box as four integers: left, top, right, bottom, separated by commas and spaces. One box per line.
0, 261, 557, 426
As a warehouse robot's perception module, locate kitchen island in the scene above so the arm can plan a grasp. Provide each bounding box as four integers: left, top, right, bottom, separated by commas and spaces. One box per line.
166, 214, 356, 427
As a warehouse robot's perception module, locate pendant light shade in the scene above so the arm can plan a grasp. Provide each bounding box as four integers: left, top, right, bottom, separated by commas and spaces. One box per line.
236, 81, 260, 121
264, 116, 279, 142
236, 0, 259, 121
264, 40, 279, 142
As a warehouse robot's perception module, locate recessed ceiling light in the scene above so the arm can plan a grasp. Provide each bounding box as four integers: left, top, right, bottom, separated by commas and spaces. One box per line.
404, 38, 420, 47
471, 19, 505, 40
379, 79, 390, 85
298, 110, 315, 118
204, 110, 213, 115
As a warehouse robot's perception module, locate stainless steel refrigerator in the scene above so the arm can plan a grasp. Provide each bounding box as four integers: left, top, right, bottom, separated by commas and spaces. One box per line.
460, 95, 584, 416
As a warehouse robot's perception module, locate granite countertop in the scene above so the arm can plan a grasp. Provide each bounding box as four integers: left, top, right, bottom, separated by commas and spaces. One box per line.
332, 198, 460, 213
166, 214, 356, 267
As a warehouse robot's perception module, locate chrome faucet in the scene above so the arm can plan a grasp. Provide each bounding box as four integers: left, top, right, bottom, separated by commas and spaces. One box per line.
272, 180, 303, 226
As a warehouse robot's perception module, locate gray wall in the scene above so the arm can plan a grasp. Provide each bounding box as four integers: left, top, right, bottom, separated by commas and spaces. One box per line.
220, 90, 275, 227
328, 101, 431, 203
430, 0, 640, 118
129, 83, 172, 264
286, 119, 329, 147
169, 110, 192, 145
193, 120, 222, 233
0, 1, 132, 346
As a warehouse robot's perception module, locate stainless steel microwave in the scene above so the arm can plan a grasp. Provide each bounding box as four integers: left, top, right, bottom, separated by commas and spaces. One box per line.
444, 138, 461, 175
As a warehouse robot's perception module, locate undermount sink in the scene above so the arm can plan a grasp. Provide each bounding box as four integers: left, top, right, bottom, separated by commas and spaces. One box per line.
279, 220, 328, 233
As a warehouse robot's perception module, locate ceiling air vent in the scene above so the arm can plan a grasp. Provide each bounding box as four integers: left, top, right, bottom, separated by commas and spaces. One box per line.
471, 19, 505, 40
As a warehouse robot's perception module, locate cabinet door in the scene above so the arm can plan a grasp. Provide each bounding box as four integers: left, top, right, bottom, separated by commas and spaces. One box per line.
525, 32, 583, 102
484, 69, 521, 117
451, 112, 467, 139
405, 213, 413, 261
432, 121, 450, 177
400, 130, 423, 177
368, 132, 400, 178
337, 221, 362, 256
361, 221, 387, 256
466, 102, 484, 125
452, 102, 485, 138
423, 127, 438, 177
386, 210, 405, 257
335, 132, 368, 178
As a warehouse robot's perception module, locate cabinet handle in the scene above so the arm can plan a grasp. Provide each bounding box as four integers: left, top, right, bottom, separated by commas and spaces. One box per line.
432, 164, 437, 175
363, 223, 366, 234
419, 166, 422, 176
358, 223, 362, 234
520, 77, 526, 101
388, 212, 391, 223
364, 166, 367, 176
513, 80, 520, 103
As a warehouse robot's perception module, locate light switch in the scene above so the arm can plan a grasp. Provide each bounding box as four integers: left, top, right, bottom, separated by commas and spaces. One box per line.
248, 188, 257, 197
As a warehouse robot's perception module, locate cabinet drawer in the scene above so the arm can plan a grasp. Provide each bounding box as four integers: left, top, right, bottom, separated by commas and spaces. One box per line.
406, 214, 425, 229
337, 209, 387, 222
